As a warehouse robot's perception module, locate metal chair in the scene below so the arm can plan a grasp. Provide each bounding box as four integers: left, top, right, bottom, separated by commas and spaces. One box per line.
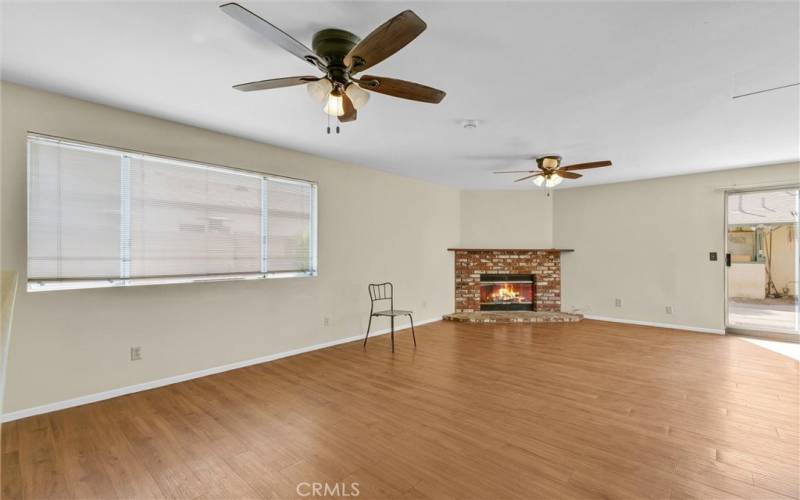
364, 282, 416, 352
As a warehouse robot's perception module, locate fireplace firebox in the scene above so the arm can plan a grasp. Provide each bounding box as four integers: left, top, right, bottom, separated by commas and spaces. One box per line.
479, 274, 535, 311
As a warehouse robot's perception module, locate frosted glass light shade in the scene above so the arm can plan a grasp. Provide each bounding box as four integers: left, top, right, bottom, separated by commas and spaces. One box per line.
345, 84, 370, 109
533, 176, 545, 186
307, 79, 333, 102
545, 175, 563, 187
323, 93, 344, 116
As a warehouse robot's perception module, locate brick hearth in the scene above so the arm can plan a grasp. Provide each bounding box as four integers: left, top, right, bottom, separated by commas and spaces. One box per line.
443, 311, 582, 324
449, 248, 571, 313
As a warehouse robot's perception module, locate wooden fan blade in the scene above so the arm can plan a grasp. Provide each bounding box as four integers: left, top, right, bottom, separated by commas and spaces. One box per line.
233, 76, 319, 92
514, 173, 542, 182
339, 93, 357, 122
344, 10, 426, 73
220, 3, 322, 68
494, 170, 538, 174
561, 160, 612, 171
359, 75, 445, 103
556, 170, 582, 179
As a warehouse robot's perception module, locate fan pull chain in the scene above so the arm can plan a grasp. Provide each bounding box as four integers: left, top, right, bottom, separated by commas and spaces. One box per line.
325, 115, 342, 135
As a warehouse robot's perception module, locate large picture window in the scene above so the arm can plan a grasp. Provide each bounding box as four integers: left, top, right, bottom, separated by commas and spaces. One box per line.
27, 134, 317, 291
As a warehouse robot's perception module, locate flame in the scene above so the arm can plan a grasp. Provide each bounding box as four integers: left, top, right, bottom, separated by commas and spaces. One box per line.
481, 282, 532, 305
490, 285, 521, 302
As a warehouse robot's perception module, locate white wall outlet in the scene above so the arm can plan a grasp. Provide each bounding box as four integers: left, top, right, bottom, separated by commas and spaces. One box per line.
665, 305, 673, 315
130, 346, 142, 361
614, 298, 623, 308
323, 317, 330, 327
422, 300, 428, 309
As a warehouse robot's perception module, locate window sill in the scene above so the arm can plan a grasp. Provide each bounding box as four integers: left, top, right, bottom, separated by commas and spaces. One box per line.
27, 271, 317, 292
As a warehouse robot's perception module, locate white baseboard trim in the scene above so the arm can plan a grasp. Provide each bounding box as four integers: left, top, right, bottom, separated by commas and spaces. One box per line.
2, 317, 441, 423
583, 315, 725, 335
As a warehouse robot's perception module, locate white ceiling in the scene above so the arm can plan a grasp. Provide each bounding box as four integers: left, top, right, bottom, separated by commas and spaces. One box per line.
2, 1, 798, 189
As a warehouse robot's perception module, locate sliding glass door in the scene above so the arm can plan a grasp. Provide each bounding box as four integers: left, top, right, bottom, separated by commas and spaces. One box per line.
725, 188, 799, 340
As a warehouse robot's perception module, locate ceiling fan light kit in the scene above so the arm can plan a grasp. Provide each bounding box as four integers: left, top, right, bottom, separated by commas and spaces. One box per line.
322, 88, 345, 117
306, 78, 333, 103
220, 2, 446, 132
533, 175, 563, 188
345, 84, 370, 109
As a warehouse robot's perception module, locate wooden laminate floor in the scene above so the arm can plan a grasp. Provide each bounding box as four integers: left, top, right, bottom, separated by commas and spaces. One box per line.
2, 320, 798, 499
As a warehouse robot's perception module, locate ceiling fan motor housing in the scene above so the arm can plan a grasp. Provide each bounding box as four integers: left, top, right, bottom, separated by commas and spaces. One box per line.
537, 155, 562, 171
312, 29, 361, 66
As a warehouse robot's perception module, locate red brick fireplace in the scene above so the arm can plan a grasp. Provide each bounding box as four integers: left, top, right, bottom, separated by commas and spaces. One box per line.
448, 248, 572, 313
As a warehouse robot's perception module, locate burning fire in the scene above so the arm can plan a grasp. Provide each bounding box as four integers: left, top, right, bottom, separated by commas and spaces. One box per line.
490, 285, 521, 303
480, 281, 533, 305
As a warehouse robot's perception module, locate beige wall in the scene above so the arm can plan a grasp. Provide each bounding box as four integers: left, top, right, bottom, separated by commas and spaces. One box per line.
1, 82, 460, 413
459, 190, 553, 248
553, 163, 800, 331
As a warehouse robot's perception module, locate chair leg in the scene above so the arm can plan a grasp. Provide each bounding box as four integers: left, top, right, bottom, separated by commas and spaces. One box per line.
409, 314, 416, 347
363, 314, 373, 349
390, 315, 395, 353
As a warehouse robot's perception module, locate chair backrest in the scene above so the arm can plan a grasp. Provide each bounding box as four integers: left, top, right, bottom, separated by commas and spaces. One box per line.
368, 282, 393, 311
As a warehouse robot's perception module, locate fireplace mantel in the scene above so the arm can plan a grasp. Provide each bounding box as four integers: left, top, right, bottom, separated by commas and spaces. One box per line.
448, 248, 574, 252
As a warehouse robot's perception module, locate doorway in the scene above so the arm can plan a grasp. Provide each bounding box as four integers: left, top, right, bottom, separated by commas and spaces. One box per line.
725, 188, 799, 340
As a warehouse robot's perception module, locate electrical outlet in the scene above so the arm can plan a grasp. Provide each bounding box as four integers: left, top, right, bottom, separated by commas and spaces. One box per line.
614, 298, 623, 308
665, 305, 673, 315
323, 317, 330, 327
422, 300, 428, 309
130, 346, 142, 361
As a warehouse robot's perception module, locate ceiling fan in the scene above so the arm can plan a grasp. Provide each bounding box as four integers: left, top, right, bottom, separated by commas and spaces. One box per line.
495, 156, 612, 187
220, 2, 446, 126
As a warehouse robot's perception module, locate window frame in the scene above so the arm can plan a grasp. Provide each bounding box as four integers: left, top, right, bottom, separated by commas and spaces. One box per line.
26, 132, 318, 292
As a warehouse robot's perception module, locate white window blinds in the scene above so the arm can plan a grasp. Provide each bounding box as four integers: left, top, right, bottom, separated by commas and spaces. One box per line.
28, 140, 122, 279
27, 134, 317, 291
267, 178, 315, 273
129, 157, 263, 278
